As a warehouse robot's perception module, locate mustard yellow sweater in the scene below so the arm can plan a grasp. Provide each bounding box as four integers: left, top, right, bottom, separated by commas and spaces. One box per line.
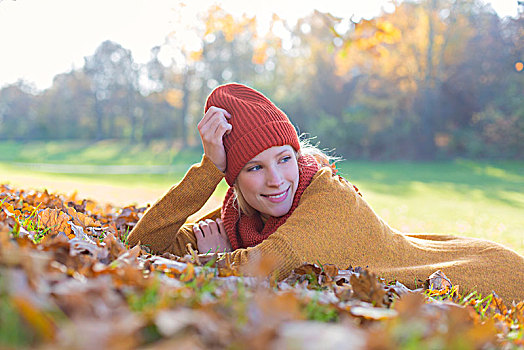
128, 156, 524, 302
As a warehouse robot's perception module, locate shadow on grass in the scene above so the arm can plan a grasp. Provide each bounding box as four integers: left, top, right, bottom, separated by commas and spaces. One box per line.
0, 140, 203, 166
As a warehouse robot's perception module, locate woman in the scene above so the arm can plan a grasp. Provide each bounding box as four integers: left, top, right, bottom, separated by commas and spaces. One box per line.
128, 83, 524, 302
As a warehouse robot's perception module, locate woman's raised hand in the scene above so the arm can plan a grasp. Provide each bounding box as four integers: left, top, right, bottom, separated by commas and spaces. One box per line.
193, 218, 232, 253
197, 106, 232, 172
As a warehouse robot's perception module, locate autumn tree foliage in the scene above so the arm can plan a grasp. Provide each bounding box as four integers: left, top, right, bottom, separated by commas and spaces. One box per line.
0, 0, 522, 159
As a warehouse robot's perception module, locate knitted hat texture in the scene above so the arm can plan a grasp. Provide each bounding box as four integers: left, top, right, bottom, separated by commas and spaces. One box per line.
205, 83, 300, 186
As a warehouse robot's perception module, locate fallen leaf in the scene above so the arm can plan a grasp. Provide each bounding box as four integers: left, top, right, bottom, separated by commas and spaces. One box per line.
334, 285, 354, 302
425, 270, 453, 290
66, 206, 101, 228
294, 264, 322, 276
38, 208, 72, 236
69, 221, 96, 243
350, 270, 387, 307
322, 264, 339, 279
180, 263, 195, 282
114, 245, 141, 266
103, 233, 126, 261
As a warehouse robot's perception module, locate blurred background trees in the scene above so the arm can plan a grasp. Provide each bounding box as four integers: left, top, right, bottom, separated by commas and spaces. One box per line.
0, 0, 522, 160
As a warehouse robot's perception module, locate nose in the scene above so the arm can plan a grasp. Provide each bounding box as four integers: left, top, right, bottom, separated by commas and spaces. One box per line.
265, 165, 284, 187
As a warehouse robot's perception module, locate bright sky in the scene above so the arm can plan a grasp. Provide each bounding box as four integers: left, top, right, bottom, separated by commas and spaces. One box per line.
0, 0, 520, 91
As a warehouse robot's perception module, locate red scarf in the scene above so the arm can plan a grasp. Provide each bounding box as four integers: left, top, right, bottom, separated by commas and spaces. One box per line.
221, 155, 320, 250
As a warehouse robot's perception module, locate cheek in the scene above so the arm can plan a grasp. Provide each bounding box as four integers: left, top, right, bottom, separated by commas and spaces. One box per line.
286, 162, 300, 186
237, 174, 261, 198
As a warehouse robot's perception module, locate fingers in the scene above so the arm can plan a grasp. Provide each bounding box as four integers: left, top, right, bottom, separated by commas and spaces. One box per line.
204, 115, 232, 140
215, 119, 233, 136
199, 107, 225, 127
205, 219, 218, 233
197, 106, 232, 173
206, 106, 231, 119
194, 219, 220, 237
194, 218, 232, 254
217, 218, 226, 236
198, 110, 232, 147
193, 224, 204, 239
216, 219, 232, 252
193, 222, 208, 239
198, 107, 231, 131
199, 220, 211, 238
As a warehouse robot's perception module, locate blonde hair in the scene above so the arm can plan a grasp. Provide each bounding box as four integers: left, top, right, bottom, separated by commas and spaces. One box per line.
232, 136, 340, 217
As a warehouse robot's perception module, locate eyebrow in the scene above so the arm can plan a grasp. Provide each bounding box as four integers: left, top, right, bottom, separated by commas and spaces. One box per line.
244, 149, 290, 165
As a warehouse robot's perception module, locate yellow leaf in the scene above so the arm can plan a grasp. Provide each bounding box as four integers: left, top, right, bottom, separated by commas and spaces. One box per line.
180, 263, 195, 282
66, 206, 101, 228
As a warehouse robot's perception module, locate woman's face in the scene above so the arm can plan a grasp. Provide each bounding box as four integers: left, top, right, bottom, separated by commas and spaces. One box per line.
236, 145, 299, 218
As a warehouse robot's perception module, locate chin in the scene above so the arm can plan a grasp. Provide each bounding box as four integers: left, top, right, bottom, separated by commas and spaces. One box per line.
266, 203, 293, 218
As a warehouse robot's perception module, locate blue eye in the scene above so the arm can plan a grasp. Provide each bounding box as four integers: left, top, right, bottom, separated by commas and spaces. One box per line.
247, 165, 261, 172
280, 156, 291, 163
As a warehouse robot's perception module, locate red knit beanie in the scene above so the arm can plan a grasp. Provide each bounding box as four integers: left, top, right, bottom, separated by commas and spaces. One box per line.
205, 83, 300, 186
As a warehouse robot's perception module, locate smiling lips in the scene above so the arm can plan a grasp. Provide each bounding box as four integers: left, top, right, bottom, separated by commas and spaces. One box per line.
262, 187, 290, 203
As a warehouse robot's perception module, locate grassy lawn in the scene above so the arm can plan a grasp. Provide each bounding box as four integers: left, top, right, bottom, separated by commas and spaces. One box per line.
1, 140, 522, 254
0, 139, 198, 165
336, 160, 524, 254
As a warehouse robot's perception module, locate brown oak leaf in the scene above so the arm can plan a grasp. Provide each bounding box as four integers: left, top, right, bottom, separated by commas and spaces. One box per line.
66, 206, 101, 228
38, 208, 72, 236
350, 269, 387, 307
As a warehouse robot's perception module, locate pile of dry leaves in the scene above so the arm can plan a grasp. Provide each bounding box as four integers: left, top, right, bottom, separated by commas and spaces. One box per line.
1, 184, 523, 349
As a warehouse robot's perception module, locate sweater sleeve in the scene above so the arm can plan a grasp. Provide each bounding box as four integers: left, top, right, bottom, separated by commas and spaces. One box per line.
127, 155, 225, 255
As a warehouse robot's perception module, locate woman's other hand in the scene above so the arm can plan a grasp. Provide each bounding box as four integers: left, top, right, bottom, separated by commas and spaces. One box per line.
193, 218, 232, 253
197, 106, 232, 172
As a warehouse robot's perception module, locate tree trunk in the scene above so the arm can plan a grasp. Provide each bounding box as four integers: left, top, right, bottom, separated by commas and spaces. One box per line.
128, 91, 137, 143
94, 95, 104, 140
180, 70, 192, 149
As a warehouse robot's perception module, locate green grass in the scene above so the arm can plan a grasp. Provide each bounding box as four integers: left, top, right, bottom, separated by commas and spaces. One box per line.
336, 160, 524, 254
0, 139, 200, 165
0, 139, 203, 187
0, 140, 522, 254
